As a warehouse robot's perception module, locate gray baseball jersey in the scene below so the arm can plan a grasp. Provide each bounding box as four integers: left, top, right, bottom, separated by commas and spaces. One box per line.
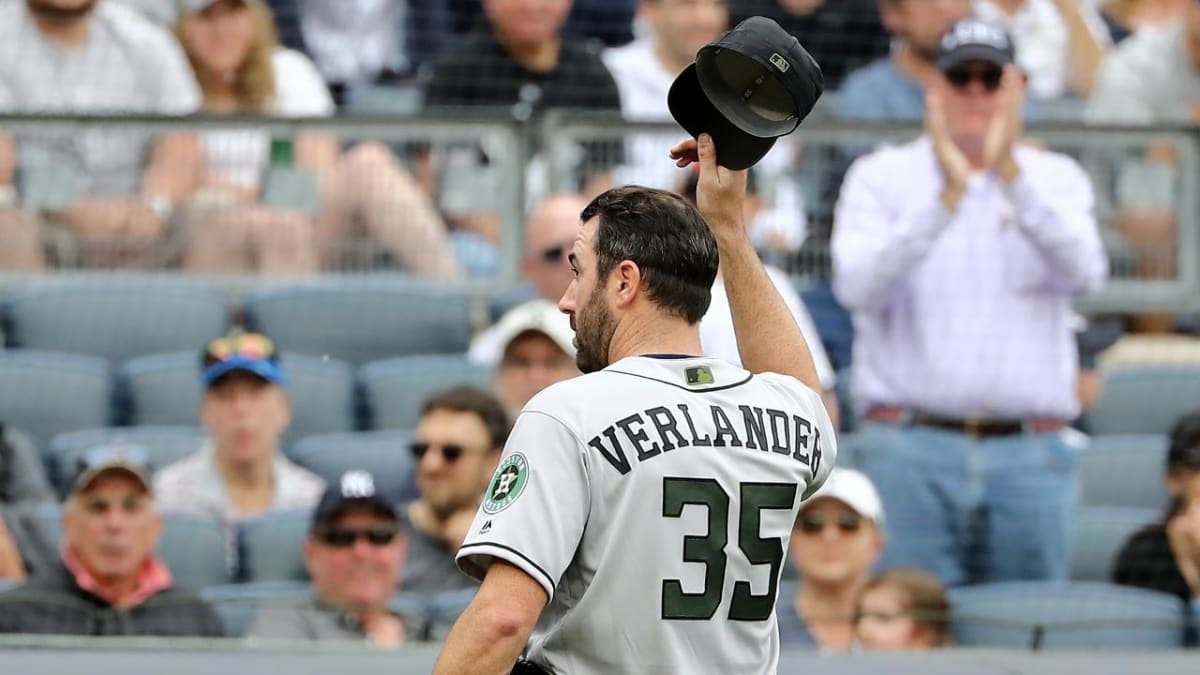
456, 355, 836, 674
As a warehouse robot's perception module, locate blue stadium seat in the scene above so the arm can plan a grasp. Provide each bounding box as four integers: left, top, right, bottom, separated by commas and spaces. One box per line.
119, 352, 355, 445
1079, 434, 1168, 510
200, 581, 312, 638
238, 510, 311, 583
242, 279, 479, 364
360, 355, 493, 431
0, 277, 229, 364
949, 581, 1185, 649
1070, 506, 1160, 582
287, 430, 416, 502
46, 426, 208, 498
31, 505, 230, 590
0, 350, 111, 451
1084, 365, 1200, 435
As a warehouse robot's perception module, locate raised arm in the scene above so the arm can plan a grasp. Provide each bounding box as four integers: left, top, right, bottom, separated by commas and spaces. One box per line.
671, 134, 821, 393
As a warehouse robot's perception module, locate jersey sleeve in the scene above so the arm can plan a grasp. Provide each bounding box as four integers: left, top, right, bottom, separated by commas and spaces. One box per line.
456, 410, 590, 600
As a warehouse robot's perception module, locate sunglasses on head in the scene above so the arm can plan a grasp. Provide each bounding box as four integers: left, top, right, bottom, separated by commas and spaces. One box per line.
798, 511, 864, 535
945, 65, 1003, 92
410, 442, 476, 463
316, 525, 399, 548
204, 332, 276, 365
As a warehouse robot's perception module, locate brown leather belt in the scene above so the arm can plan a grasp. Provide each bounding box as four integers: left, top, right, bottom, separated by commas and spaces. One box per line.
865, 406, 1064, 439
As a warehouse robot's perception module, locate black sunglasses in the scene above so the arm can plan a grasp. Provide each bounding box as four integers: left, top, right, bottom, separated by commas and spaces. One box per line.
316, 525, 399, 548
538, 243, 571, 265
798, 511, 863, 535
945, 65, 1003, 92
410, 442, 470, 463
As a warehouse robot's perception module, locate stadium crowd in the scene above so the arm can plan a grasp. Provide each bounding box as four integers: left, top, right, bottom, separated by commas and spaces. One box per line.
1, 0, 1199, 654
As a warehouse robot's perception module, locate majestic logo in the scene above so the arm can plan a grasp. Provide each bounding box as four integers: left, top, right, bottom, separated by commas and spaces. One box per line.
483, 453, 530, 514
768, 53, 790, 73
480, 520, 493, 534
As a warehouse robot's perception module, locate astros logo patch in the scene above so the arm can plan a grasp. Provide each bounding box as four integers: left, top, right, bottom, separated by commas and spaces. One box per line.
483, 453, 529, 514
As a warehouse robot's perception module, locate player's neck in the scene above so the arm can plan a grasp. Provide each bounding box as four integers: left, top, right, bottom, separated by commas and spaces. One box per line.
607, 316, 702, 364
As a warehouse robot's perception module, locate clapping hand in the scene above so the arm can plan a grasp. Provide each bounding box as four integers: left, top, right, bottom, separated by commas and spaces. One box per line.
982, 65, 1026, 184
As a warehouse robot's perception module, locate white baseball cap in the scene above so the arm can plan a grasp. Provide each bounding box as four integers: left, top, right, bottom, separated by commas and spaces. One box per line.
492, 300, 576, 363
800, 468, 885, 526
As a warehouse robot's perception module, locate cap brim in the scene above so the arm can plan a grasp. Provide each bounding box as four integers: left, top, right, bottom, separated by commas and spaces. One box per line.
73, 464, 152, 495
668, 63, 777, 171
936, 44, 1012, 72
203, 356, 285, 387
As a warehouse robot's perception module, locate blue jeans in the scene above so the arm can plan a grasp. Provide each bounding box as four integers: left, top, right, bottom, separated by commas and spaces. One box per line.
853, 422, 1078, 586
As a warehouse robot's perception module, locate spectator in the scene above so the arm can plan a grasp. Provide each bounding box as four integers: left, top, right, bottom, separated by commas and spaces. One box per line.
831, 18, 1107, 586
972, 0, 1111, 99
1113, 409, 1200, 602
838, 0, 972, 122
476, 300, 579, 419
854, 568, 952, 650
728, 0, 891, 89
175, 0, 462, 278
154, 331, 324, 526
422, 0, 624, 197
778, 468, 886, 650
266, 0, 452, 106
0, 0, 202, 268
401, 387, 509, 595
0, 444, 222, 636
471, 192, 587, 336
249, 470, 409, 646
1084, 1, 1199, 333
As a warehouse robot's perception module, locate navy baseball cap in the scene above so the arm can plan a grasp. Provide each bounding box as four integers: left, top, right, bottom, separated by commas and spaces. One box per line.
201, 331, 286, 388
935, 17, 1016, 72
669, 16, 824, 170
312, 470, 399, 530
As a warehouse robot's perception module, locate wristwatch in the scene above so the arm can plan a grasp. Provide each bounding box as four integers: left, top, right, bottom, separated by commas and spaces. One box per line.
0, 184, 16, 208
142, 194, 175, 223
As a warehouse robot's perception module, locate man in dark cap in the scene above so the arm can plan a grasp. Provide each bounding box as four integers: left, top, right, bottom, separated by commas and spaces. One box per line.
832, 17, 1107, 586
0, 444, 222, 636
249, 469, 409, 646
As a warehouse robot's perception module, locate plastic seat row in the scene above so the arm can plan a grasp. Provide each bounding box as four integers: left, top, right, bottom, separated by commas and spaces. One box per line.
0, 276, 482, 365
0, 349, 492, 452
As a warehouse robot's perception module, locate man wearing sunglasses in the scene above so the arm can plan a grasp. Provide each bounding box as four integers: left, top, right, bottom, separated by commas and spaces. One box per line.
402, 387, 510, 596
832, 17, 1106, 587
155, 332, 325, 528
778, 468, 885, 651
248, 470, 408, 646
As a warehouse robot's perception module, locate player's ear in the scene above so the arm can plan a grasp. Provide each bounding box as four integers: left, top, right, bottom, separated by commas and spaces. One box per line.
612, 260, 641, 306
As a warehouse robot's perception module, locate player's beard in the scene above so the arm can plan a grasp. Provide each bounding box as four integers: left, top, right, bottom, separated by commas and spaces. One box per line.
572, 283, 616, 374
26, 0, 98, 22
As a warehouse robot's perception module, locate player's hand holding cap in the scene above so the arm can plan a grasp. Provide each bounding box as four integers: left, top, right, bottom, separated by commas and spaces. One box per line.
667, 16, 824, 170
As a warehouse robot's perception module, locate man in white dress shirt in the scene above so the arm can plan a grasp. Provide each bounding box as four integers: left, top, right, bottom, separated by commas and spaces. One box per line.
832, 18, 1107, 585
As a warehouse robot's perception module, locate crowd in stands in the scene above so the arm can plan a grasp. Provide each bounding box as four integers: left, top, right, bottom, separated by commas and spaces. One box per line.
1, 0, 1200, 655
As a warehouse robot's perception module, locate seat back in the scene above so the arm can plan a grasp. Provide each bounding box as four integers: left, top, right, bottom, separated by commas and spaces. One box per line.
237, 510, 311, 583
287, 430, 416, 502
1070, 506, 1160, 582
0, 350, 111, 450
360, 355, 493, 431
1079, 434, 1168, 509
949, 581, 1185, 649
1085, 365, 1200, 435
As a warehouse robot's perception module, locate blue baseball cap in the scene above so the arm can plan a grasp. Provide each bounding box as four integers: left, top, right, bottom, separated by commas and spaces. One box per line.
201, 332, 287, 388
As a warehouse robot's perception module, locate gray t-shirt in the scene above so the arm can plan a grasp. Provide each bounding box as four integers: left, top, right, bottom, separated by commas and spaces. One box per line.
247, 597, 408, 645
1085, 21, 1200, 125
398, 516, 475, 595
0, 1, 200, 196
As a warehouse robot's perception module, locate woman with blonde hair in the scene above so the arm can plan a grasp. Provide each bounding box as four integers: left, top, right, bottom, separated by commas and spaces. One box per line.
854, 568, 952, 650
176, 0, 461, 278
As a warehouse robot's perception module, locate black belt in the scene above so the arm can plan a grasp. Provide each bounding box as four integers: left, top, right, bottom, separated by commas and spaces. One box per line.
866, 407, 1064, 439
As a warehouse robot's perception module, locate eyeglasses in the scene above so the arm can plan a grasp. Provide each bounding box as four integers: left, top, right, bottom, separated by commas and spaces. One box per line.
204, 332, 276, 365
945, 65, 1003, 92
410, 442, 485, 463
316, 525, 399, 548
797, 511, 864, 535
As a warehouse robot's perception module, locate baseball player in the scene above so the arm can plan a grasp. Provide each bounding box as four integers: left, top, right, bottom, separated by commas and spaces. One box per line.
431, 132, 836, 675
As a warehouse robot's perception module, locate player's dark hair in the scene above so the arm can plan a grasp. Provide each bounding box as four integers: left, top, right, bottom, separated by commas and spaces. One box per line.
421, 386, 512, 452
1167, 409, 1200, 473
580, 186, 719, 324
